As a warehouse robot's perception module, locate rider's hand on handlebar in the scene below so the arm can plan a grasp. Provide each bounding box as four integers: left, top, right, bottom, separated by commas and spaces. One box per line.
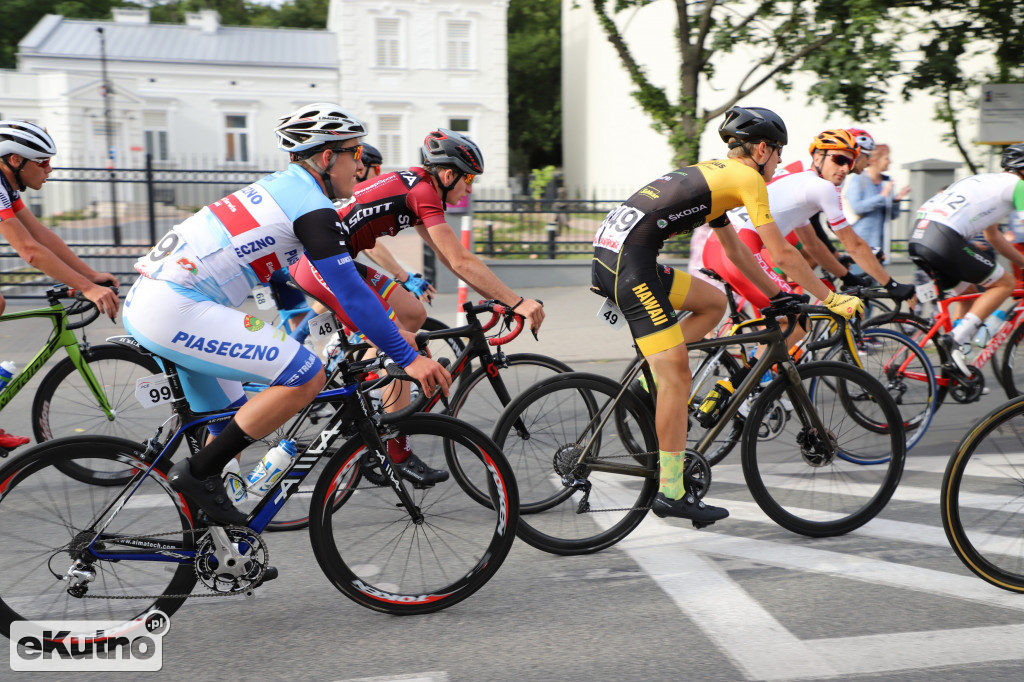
82, 282, 120, 321
822, 291, 864, 320
840, 271, 873, 288
92, 271, 120, 289
404, 354, 451, 398
765, 290, 810, 315
883, 278, 916, 302
514, 298, 545, 336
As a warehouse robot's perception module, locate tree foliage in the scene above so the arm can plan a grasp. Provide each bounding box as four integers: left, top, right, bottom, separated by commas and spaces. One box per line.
508, 0, 562, 174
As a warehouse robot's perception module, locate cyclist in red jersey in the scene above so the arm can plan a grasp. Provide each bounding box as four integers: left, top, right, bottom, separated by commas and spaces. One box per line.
290, 129, 544, 485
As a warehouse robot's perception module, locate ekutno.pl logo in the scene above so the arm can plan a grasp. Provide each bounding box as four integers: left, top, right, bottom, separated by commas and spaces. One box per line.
10, 610, 169, 672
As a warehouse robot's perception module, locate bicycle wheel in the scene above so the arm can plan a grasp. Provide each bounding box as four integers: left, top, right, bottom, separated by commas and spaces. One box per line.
863, 310, 952, 406
826, 328, 937, 451
445, 353, 571, 503
309, 414, 518, 615
740, 361, 906, 537
942, 396, 1024, 591
999, 322, 1024, 399
0, 436, 197, 650
491, 372, 659, 556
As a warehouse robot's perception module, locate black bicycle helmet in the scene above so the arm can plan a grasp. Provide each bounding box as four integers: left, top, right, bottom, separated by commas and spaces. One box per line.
718, 106, 788, 147
1001, 143, 1024, 173
421, 129, 484, 174
361, 143, 383, 167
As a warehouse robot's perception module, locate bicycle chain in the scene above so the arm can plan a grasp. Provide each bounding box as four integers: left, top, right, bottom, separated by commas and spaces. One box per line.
565, 450, 658, 513
74, 526, 264, 601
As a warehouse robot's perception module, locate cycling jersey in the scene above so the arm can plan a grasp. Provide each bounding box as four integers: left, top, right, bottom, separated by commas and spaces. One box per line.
335, 167, 448, 254
908, 221, 1003, 291
914, 173, 1024, 239
770, 158, 813, 182
289, 258, 400, 335
728, 170, 849, 241
592, 159, 773, 253
0, 173, 25, 221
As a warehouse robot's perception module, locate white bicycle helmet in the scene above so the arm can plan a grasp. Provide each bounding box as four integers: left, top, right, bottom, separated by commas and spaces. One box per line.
847, 128, 875, 154
0, 120, 57, 161
274, 103, 366, 153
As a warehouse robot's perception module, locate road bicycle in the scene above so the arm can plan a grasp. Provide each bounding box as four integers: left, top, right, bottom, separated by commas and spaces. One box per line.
492, 302, 907, 555
0, 329, 519, 651
941, 393, 1024, 592
251, 299, 569, 530
0, 285, 168, 459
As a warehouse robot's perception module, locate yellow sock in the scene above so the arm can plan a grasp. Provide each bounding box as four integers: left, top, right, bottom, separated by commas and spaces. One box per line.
659, 450, 686, 499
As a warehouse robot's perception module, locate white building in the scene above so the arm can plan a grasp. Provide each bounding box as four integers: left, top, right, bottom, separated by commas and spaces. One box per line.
561, 0, 998, 202
1, 3, 508, 187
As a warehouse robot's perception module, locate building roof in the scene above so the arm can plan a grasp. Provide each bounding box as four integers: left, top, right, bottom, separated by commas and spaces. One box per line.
18, 14, 338, 69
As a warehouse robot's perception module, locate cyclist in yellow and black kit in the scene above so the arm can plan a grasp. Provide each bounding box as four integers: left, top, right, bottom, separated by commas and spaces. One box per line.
592, 106, 864, 523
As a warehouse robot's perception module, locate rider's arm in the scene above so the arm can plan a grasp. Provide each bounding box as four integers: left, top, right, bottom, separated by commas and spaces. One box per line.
361, 241, 407, 282
715, 225, 783, 298
984, 223, 1024, 270
416, 222, 544, 331
795, 223, 847, 277
0, 208, 119, 317
759, 223, 833, 300
295, 208, 418, 367
832, 225, 893, 284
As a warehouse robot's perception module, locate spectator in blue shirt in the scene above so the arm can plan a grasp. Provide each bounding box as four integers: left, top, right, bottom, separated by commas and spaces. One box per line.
844, 144, 910, 251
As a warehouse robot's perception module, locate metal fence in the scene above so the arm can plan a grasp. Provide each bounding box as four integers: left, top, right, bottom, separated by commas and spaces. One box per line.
0, 159, 911, 298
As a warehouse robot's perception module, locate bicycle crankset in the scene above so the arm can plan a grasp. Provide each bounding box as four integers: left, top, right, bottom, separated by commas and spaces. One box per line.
683, 450, 711, 500
947, 365, 985, 404
195, 526, 269, 598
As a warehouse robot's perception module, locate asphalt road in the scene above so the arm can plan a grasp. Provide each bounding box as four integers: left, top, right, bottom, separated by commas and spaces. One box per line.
1, 287, 1023, 681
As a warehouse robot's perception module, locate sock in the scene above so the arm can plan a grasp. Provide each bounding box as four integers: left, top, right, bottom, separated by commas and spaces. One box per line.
952, 313, 982, 345
659, 450, 686, 499
189, 420, 257, 479
386, 435, 412, 464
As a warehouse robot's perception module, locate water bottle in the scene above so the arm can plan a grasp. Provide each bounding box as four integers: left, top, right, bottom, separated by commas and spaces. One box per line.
695, 379, 734, 428
244, 439, 297, 498
973, 309, 1007, 348
0, 361, 14, 392
222, 459, 247, 504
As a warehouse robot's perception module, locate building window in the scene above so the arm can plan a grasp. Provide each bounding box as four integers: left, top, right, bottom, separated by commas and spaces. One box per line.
377, 115, 403, 167
448, 118, 471, 134
225, 114, 250, 163
445, 20, 472, 69
143, 111, 169, 161
375, 18, 402, 68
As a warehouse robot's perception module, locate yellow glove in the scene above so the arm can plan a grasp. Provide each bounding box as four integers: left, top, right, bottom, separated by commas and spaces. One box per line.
823, 291, 864, 320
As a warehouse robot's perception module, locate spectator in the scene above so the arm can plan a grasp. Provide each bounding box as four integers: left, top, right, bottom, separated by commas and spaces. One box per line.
844, 143, 910, 252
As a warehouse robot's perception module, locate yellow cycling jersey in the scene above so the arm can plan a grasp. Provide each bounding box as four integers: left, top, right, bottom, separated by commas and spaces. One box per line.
593, 158, 774, 253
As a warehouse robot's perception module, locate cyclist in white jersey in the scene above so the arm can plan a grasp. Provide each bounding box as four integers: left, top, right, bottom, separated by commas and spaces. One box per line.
124, 103, 450, 525
909, 143, 1024, 373
702, 129, 914, 310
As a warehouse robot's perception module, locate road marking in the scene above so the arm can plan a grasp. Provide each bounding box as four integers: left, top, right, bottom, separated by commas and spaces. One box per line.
335, 674, 448, 682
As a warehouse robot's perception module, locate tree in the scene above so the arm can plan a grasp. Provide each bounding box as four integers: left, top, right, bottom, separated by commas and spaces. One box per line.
590, 0, 905, 165
901, 0, 1024, 174
508, 0, 561, 175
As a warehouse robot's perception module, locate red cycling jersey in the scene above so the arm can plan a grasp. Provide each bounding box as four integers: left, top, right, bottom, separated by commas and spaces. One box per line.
337, 167, 449, 254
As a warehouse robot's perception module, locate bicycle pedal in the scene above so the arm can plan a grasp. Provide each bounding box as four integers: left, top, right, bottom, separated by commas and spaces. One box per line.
691, 520, 713, 530
0, 447, 8, 458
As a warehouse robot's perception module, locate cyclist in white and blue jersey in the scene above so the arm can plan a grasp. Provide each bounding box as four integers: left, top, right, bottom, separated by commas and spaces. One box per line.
124, 103, 451, 525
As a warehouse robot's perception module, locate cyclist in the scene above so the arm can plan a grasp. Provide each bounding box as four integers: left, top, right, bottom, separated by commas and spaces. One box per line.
124, 103, 450, 525
0, 120, 121, 450
288, 128, 544, 485
590, 106, 864, 524
701, 129, 915, 309
908, 143, 1024, 374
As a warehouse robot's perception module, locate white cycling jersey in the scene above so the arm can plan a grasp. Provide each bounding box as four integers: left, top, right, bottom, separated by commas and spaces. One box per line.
915, 173, 1024, 239
727, 169, 849, 239
770, 158, 813, 182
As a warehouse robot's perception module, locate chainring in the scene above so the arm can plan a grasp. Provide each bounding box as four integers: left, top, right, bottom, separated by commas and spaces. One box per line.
194, 526, 268, 595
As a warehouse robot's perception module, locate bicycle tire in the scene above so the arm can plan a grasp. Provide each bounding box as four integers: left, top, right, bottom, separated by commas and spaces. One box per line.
0, 436, 197, 650
941, 395, 1024, 592
825, 328, 937, 452
491, 372, 659, 556
445, 352, 572, 505
999, 322, 1024, 399
32, 345, 174, 485
308, 413, 518, 615
864, 310, 952, 406
740, 361, 906, 537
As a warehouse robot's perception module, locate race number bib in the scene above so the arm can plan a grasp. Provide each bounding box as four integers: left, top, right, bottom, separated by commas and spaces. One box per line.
593, 205, 646, 253
597, 298, 627, 330
307, 311, 340, 343
915, 282, 938, 303
252, 284, 275, 310
135, 374, 172, 409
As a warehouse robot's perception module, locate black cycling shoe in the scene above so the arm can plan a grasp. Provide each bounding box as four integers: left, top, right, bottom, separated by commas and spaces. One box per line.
168, 459, 249, 527
939, 334, 971, 376
255, 566, 278, 587
651, 492, 729, 524
394, 453, 450, 488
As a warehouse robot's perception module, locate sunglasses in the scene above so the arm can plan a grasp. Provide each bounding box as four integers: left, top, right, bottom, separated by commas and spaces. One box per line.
32, 158, 52, 169
333, 144, 364, 161
827, 153, 854, 168
463, 173, 476, 186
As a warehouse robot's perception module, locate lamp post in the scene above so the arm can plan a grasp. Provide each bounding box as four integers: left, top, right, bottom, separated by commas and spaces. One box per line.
97, 27, 121, 244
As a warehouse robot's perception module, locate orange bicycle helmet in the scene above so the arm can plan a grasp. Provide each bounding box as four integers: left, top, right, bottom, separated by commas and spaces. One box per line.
808, 129, 860, 159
